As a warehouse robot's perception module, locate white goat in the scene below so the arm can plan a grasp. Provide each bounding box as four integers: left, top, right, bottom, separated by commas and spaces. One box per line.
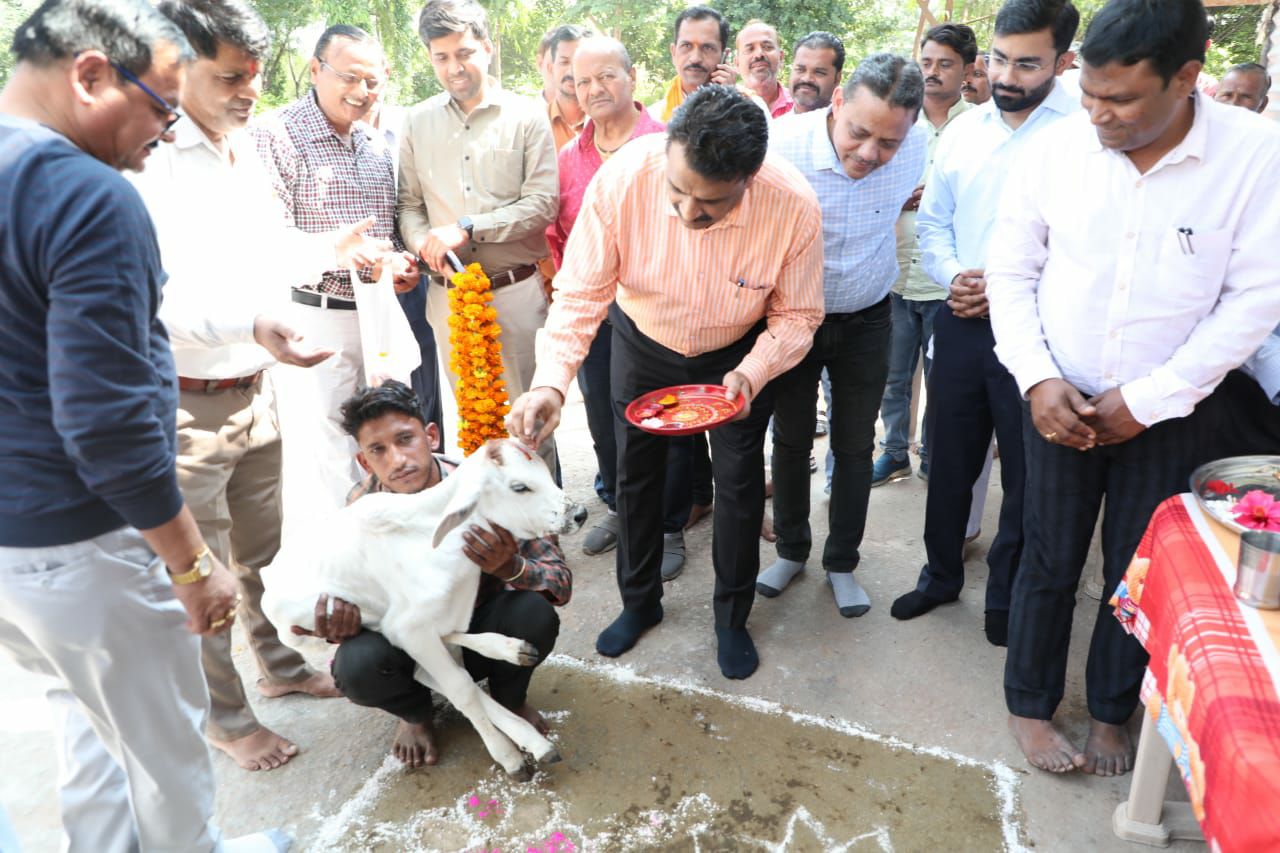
260, 439, 587, 779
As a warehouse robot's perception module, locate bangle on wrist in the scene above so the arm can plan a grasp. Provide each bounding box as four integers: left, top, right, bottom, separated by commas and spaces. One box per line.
503, 557, 526, 584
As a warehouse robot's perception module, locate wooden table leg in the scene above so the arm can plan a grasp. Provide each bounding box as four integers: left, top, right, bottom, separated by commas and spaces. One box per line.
1113, 712, 1204, 846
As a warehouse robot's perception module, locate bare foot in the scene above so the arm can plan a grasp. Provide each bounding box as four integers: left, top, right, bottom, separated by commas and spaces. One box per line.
764, 479, 774, 500
1008, 714, 1086, 773
514, 703, 550, 736
210, 727, 299, 771
1082, 718, 1134, 776
684, 502, 712, 530
257, 670, 342, 699
392, 719, 438, 769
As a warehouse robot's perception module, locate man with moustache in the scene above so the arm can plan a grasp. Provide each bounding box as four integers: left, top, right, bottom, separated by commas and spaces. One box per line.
542, 24, 593, 152
759, 54, 926, 616
891, 0, 1079, 654
254, 25, 417, 535
131, 0, 399, 772
788, 31, 845, 114
963, 52, 992, 104
400, 0, 559, 475
545, 37, 693, 562
1213, 62, 1270, 113
736, 19, 793, 117
987, 0, 1280, 776
512, 86, 824, 680
0, 0, 287, 846
649, 5, 758, 122
872, 23, 976, 487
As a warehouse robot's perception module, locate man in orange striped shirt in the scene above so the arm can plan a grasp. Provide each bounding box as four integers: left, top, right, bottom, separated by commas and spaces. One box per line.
510, 86, 824, 679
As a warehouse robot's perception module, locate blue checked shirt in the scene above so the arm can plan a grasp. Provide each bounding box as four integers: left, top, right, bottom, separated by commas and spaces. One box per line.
770, 108, 926, 314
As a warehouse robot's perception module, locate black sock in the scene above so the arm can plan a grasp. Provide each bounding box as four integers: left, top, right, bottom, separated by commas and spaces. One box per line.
714, 626, 759, 679
890, 589, 952, 620
985, 610, 1008, 647
595, 605, 663, 657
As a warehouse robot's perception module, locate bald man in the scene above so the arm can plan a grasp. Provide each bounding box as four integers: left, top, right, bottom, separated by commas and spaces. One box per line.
736, 19, 793, 117
1214, 62, 1269, 113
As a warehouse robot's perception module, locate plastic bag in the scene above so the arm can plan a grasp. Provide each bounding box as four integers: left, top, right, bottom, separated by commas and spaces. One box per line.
351, 259, 421, 387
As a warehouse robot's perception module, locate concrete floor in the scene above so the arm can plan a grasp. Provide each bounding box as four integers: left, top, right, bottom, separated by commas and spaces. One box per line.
0, 385, 1202, 852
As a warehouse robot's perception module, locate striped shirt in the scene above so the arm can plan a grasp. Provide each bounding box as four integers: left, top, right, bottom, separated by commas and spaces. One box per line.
771, 107, 926, 314
532, 133, 824, 399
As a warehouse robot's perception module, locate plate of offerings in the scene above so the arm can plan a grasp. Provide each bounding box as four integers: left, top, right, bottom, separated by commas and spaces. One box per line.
625, 384, 745, 436
1189, 455, 1280, 535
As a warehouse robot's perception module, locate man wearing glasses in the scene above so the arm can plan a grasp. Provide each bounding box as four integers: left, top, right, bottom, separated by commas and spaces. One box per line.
254, 24, 419, 536
0, 0, 286, 848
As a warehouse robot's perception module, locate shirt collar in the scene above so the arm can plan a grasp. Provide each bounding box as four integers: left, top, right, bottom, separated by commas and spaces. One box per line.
297, 89, 372, 145
811, 107, 845, 175
578, 102, 661, 151
447, 78, 503, 120
769, 84, 795, 115
548, 96, 584, 132
976, 78, 1076, 131
919, 97, 969, 131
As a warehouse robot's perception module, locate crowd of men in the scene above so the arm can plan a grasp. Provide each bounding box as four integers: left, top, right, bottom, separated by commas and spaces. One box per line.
1, 0, 1278, 847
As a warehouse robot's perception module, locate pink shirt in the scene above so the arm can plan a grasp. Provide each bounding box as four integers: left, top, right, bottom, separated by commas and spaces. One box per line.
767, 84, 795, 118
546, 104, 666, 269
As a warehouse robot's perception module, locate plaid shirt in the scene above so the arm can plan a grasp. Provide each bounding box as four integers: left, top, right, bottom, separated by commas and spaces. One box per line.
252, 91, 401, 299
346, 456, 572, 607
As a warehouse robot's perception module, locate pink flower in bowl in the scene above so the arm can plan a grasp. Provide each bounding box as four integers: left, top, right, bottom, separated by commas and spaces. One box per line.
1231, 490, 1280, 531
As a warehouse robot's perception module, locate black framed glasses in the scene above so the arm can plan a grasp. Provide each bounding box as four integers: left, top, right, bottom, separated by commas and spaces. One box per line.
319, 60, 384, 92
110, 60, 181, 132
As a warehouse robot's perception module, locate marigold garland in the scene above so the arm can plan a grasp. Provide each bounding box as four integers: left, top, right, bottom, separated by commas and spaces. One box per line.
447, 262, 510, 454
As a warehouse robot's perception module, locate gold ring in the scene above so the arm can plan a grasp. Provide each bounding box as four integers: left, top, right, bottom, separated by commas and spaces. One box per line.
210, 617, 228, 630
1043, 431, 1059, 442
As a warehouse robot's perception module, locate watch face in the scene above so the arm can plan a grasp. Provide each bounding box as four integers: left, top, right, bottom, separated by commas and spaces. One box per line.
197, 550, 214, 577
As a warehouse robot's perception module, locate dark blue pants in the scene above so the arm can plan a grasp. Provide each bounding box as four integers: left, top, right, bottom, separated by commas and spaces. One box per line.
398, 277, 444, 441
1004, 392, 1221, 724
771, 296, 891, 571
916, 307, 1023, 610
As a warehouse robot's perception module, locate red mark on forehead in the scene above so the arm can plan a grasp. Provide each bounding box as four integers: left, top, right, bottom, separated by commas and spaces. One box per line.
510, 441, 534, 462
247, 59, 260, 77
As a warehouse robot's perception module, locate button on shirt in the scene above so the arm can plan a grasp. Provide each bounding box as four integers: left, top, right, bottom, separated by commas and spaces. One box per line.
531, 133, 824, 399
253, 91, 400, 300
986, 94, 1280, 427
770, 107, 926, 314
397, 82, 558, 275
130, 117, 334, 378
918, 80, 1078, 290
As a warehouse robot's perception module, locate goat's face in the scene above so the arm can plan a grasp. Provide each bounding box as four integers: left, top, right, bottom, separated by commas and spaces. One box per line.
432, 439, 588, 547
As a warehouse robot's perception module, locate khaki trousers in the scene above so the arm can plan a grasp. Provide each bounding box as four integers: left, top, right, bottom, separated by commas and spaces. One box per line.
176, 378, 312, 741
426, 271, 559, 474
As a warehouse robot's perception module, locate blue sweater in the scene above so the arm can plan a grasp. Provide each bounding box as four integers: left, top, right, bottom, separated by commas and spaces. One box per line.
0, 116, 183, 547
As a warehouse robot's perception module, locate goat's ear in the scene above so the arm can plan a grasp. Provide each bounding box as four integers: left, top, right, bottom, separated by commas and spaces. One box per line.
485, 440, 505, 467
432, 474, 483, 548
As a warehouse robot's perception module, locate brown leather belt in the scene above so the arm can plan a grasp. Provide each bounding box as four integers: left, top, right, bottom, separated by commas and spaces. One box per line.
177, 371, 263, 393
430, 263, 538, 289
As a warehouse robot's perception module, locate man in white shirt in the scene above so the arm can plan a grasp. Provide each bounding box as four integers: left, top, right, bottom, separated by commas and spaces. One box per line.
987, 0, 1280, 777
892, 0, 1079, 649
132, 0, 388, 772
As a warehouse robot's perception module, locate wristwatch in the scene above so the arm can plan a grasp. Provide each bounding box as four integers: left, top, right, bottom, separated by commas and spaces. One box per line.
169, 545, 213, 585
457, 216, 474, 239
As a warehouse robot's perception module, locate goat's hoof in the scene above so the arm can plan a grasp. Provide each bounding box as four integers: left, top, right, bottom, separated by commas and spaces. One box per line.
541, 748, 562, 765
515, 641, 541, 667
508, 763, 535, 782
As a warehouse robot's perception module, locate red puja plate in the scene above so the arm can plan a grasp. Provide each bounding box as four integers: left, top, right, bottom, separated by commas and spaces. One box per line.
625, 384, 744, 436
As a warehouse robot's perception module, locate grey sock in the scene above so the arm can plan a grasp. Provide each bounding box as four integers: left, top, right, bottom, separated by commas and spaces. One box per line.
756, 558, 804, 597
827, 571, 871, 617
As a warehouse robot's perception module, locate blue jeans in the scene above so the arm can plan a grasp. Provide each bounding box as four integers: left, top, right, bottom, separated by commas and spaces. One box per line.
879, 293, 941, 462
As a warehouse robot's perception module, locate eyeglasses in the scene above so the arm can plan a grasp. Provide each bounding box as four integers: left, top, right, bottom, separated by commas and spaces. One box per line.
987, 54, 1047, 75
110, 60, 181, 133
319, 60, 384, 92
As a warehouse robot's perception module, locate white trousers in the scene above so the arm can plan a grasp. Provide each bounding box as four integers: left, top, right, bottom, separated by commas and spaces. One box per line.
0, 528, 221, 852
272, 302, 366, 540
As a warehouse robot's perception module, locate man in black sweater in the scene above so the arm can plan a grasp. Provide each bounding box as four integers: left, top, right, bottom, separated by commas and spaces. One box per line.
0, 0, 287, 849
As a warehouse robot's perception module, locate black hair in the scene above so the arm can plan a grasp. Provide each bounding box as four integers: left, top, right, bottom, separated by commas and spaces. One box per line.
922, 22, 978, 65
842, 52, 925, 114
340, 381, 426, 439
672, 5, 728, 52
793, 31, 845, 74
418, 0, 488, 46
1080, 0, 1206, 86
545, 23, 592, 63
156, 0, 269, 61
994, 0, 1080, 56
314, 23, 374, 61
11, 0, 192, 75
666, 84, 768, 183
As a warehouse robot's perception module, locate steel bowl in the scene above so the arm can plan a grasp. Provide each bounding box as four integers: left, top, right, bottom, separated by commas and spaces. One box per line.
1188, 455, 1280, 536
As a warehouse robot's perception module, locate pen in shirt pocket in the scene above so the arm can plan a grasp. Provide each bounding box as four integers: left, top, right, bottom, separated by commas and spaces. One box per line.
731, 277, 770, 291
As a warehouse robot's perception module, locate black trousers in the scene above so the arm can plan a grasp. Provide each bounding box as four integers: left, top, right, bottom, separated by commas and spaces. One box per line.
398, 277, 445, 443
917, 307, 1024, 610
1004, 393, 1221, 724
330, 590, 560, 723
610, 304, 775, 628
1215, 369, 1280, 456
771, 296, 891, 571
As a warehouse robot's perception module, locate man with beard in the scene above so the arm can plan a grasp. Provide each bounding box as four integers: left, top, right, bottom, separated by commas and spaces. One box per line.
872, 23, 976, 487
512, 86, 823, 680
736, 19, 793, 117
987, 0, 1280, 776
962, 52, 992, 104
399, 0, 559, 475
541, 24, 593, 152
892, 0, 1078, 653
788, 31, 845, 114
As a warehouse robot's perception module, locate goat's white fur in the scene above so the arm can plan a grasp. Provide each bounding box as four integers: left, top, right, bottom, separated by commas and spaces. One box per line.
261, 439, 584, 778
